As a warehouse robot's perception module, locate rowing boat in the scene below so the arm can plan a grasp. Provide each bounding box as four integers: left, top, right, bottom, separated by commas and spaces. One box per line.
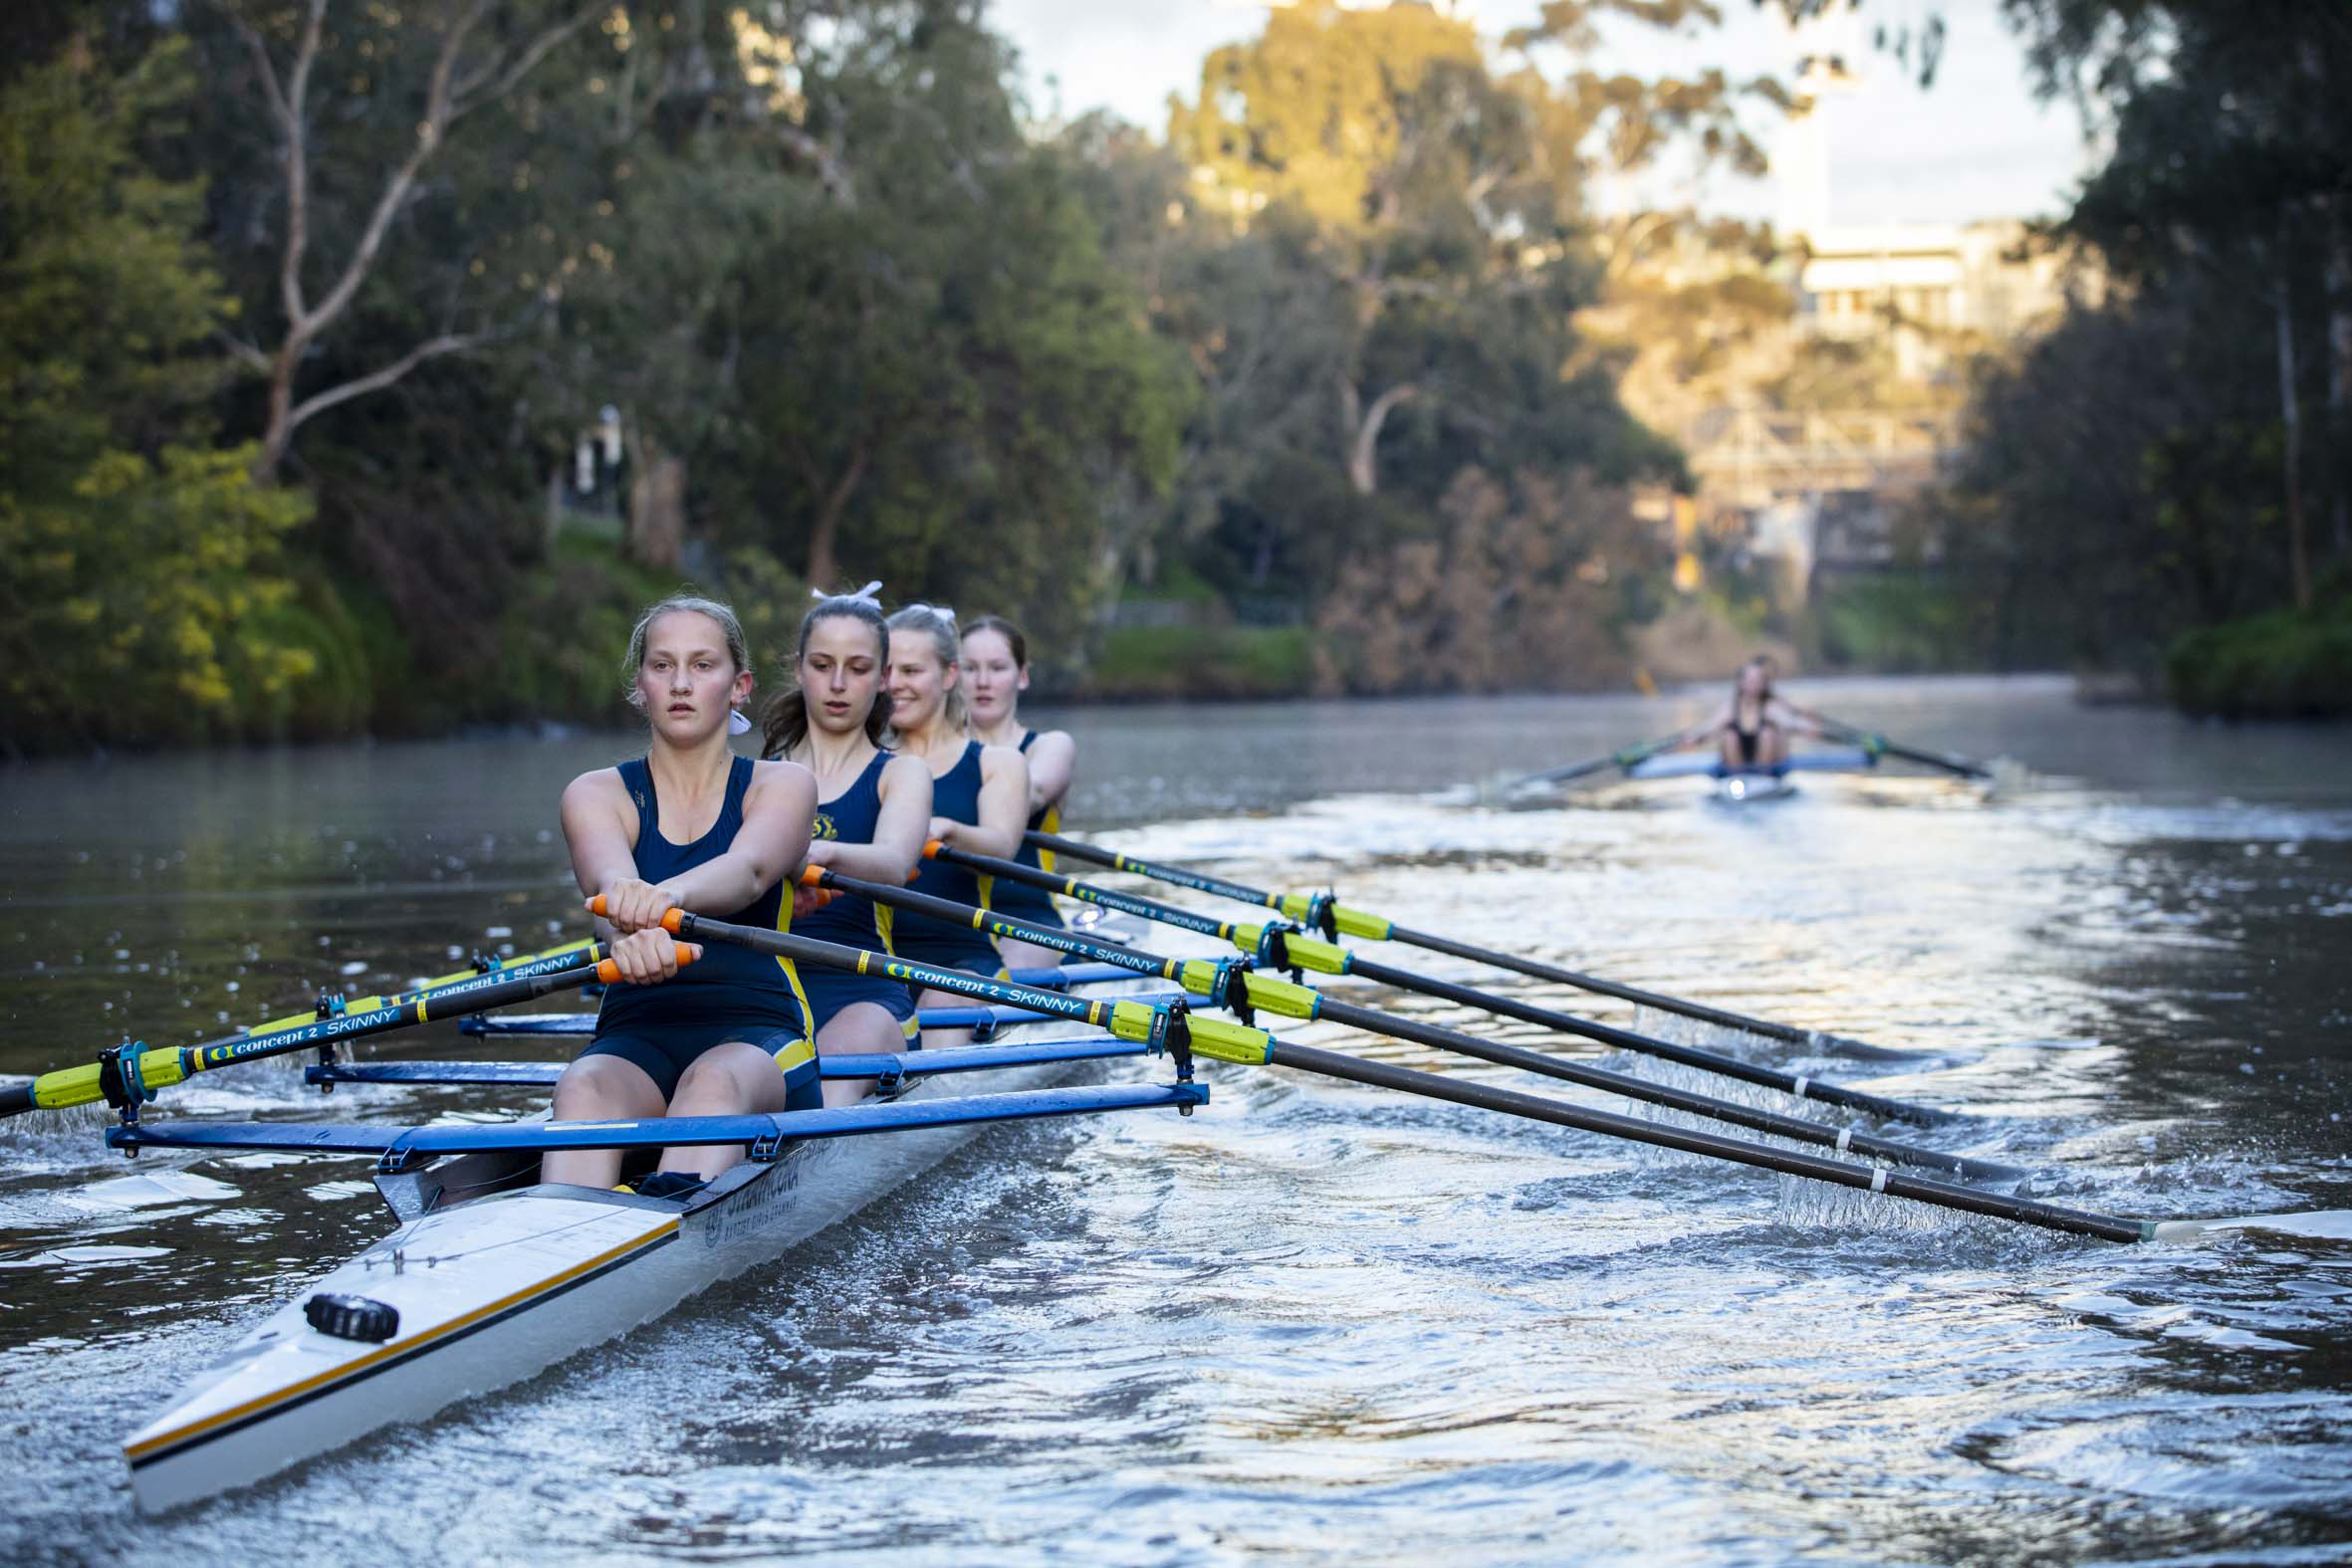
116, 963, 1164, 1512
1621, 744, 1879, 805
10, 833, 2342, 1513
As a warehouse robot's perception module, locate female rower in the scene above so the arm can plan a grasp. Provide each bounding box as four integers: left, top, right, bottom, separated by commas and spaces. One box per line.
762, 587, 933, 1106
960, 614, 1076, 973
883, 602, 1031, 1048
1683, 655, 1822, 771
542, 594, 820, 1198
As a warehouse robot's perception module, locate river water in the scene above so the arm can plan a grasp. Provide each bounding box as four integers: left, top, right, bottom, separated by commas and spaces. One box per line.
1, 676, 2348, 1564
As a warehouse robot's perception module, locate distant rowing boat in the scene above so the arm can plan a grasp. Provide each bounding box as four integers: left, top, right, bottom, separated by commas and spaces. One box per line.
1621, 745, 1880, 804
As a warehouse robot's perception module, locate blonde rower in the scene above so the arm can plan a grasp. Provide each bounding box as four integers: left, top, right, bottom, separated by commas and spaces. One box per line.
882, 602, 1031, 1049
960, 614, 1076, 972
763, 587, 933, 1106
544, 594, 820, 1198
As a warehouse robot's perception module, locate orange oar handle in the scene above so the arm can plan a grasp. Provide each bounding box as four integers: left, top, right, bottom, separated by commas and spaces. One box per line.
591, 943, 697, 984
800, 864, 825, 887
922, 837, 944, 859
588, 894, 689, 934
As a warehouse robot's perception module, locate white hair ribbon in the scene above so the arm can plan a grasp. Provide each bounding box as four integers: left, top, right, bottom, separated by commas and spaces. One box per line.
812, 580, 884, 605
904, 601, 956, 625
728, 707, 753, 736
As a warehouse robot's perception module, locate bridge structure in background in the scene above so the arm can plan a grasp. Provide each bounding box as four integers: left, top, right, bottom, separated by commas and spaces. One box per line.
1682, 406, 1965, 511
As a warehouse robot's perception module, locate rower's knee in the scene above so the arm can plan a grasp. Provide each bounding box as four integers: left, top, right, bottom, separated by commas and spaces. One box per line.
554, 1055, 657, 1120
671, 1041, 787, 1115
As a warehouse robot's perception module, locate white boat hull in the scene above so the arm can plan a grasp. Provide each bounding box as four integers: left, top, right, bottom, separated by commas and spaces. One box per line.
124, 981, 1140, 1510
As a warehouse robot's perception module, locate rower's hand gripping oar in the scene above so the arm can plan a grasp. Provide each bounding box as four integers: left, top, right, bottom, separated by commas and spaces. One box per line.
0, 946, 688, 1119
807, 864, 2016, 1181
928, 840, 1953, 1126
630, 898, 2330, 1246
1025, 829, 1935, 1065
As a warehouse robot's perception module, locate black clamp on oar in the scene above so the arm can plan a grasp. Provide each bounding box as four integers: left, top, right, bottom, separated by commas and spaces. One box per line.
1296, 891, 1339, 944
313, 991, 348, 1093
1149, 999, 1199, 1113
1253, 921, 1308, 983
96, 1041, 157, 1135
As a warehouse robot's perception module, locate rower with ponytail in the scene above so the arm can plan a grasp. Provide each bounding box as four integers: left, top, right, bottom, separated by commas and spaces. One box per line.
762, 583, 933, 1103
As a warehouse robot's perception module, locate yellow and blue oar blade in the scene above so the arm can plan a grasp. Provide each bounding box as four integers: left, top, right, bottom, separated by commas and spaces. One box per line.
0, 945, 667, 1119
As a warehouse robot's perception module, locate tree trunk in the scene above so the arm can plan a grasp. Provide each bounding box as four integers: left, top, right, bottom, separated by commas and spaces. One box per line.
805, 445, 870, 591
2323, 211, 2352, 561
2276, 267, 2311, 612
627, 446, 687, 570
1337, 375, 1418, 497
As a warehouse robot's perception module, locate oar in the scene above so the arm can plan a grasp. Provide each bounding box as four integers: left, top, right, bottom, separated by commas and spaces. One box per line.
0, 946, 681, 1117
1502, 730, 1690, 791
1804, 714, 1994, 781
40, 936, 608, 1093
929, 842, 1953, 1125
1027, 829, 1933, 1064
617, 903, 2316, 1246
808, 866, 2016, 1179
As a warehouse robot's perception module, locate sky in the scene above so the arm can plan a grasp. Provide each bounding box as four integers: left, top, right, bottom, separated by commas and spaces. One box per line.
987, 0, 2098, 228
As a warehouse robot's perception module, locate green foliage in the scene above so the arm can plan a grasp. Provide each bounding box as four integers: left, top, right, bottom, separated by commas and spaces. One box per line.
707, 10, 1190, 655
0, 42, 322, 753
0, 444, 316, 751
1085, 625, 1317, 702
1816, 575, 1993, 673
1913, 0, 2351, 698
2167, 584, 2352, 719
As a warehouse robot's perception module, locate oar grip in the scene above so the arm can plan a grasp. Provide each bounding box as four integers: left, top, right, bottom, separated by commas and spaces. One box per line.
587, 895, 689, 934
799, 864, 826, 887
922, 837, 945, 859
591, 944, 697, 985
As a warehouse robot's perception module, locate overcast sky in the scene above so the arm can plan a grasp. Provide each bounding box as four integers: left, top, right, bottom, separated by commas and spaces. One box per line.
987, 0, 2096, 228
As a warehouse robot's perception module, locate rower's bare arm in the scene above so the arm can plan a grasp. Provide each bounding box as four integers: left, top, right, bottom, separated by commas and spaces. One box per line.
666, 760, 817, 913
810, 756, 933, 882
563, 771, 659, 932
1021, 730, 1076, 814
957, 746, 1032, 858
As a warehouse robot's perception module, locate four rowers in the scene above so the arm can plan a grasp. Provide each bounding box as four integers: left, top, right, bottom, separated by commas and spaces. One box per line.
553, 586, 1082, 1195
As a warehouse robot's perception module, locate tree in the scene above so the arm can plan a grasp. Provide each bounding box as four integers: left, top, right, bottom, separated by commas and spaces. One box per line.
0, 40, 314, 753
211, 0, 607, 483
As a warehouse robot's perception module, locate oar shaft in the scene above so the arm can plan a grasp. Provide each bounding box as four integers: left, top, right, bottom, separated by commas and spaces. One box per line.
929, 843, 1244, 943
1261, 1039, 2145, 1242
1307, 995, 1992, 1178
945, 842, 1945, 1126
1379, 923, 1804, 1045
1, 951, 650, 1117
1028, 830, 1923, 1057
806, 869, 1166, 982
1344, 953, 1936, 1124
1026, 830, 1279, 912
824, 871, 1973, 1171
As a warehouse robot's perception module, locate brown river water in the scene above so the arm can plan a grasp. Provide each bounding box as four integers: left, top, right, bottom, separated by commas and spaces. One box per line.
0, 675, 2347, 1564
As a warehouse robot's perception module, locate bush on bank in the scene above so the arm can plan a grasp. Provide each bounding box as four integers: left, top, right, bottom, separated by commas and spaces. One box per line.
2167, 586, 2352, 720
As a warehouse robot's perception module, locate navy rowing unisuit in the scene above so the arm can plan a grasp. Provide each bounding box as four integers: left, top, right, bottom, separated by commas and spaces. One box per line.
798, 750, 919, 1039
582, 755, 819, 1104
891, 741, 1004, 977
